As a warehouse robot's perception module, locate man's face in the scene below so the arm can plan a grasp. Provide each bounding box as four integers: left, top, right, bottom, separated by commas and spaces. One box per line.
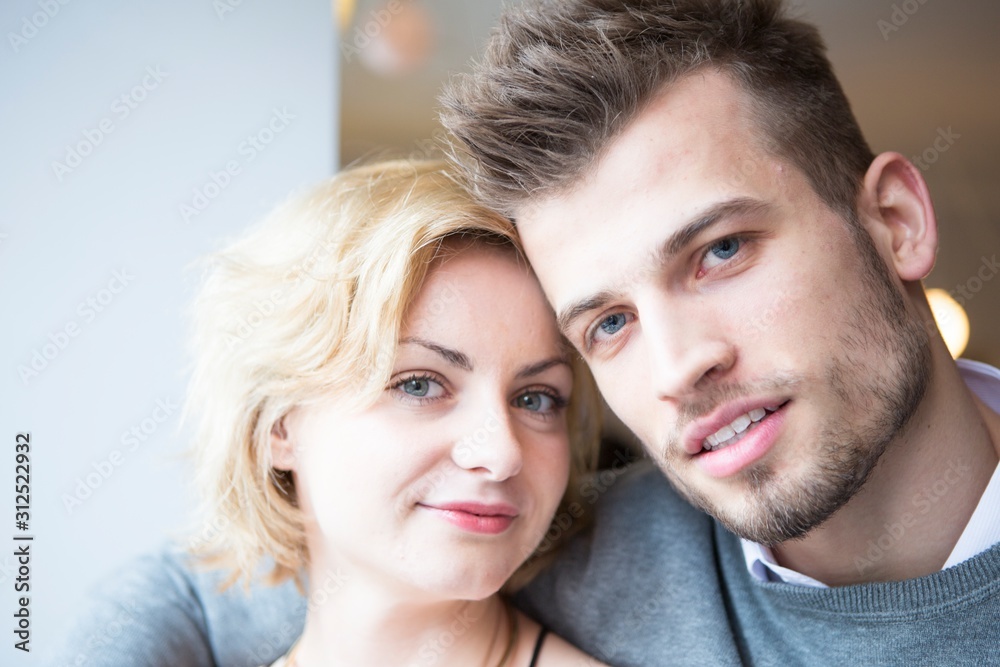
516, 71, 931, 545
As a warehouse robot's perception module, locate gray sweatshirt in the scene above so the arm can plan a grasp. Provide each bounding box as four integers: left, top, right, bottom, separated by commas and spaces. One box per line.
51, 463, 1000, 666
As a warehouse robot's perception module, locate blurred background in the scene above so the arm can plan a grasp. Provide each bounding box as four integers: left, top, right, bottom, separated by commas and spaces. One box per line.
1, 0, 997, 663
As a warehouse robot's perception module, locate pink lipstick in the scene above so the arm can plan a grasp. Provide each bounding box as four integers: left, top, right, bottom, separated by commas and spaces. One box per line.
419, 502, 519, 535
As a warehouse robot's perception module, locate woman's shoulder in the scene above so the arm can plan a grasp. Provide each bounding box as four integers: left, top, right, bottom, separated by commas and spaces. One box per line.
515, 611, 610, 667
537, 631, 611, 666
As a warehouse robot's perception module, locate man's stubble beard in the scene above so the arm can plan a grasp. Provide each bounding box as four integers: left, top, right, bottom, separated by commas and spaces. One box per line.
654, 220, 933, 546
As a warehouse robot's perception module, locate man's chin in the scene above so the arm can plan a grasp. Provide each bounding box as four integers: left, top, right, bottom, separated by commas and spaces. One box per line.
666, 471, 847, 546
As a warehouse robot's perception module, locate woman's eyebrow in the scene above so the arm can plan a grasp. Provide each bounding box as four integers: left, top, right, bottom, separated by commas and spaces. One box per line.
399, 337, 473, 371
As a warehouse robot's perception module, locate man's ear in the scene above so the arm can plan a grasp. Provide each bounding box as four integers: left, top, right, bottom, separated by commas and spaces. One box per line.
270, 413, 298, 471
859, 151, 938, 282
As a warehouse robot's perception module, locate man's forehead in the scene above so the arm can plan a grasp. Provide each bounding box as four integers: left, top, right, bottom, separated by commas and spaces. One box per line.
516, 72, 760, 215
513, 72, 792, 321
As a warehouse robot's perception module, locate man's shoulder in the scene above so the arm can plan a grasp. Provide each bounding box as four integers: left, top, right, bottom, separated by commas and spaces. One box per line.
520, 460, 715, 606
514, 461, 739, 666
588, 459, 710, 537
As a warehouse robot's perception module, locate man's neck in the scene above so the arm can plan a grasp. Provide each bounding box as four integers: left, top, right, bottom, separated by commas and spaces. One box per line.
772, 353, 1000, 587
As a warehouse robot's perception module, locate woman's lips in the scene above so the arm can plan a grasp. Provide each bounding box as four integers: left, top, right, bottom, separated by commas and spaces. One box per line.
419, 502, 519, 535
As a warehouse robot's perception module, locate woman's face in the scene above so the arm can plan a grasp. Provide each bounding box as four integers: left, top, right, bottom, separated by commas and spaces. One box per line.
275, 244, 573, 601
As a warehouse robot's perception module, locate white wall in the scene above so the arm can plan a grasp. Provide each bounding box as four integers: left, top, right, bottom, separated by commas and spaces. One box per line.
0, 1, 337, 662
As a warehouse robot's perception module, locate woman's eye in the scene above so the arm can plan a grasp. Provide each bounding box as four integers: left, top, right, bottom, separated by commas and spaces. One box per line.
401, 378, 432, 396
702, 237, 742, 269
393, 375, 445, 401
513, 390, 566, 415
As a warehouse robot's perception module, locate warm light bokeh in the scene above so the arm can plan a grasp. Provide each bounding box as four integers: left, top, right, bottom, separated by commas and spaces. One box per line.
927, 288, 971, 358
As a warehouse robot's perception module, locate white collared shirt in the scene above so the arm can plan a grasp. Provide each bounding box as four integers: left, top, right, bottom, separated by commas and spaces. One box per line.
742, 358, 1000, 587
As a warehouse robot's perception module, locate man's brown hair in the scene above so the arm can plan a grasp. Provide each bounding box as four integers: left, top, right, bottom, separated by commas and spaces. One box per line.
440, 0, 875, 223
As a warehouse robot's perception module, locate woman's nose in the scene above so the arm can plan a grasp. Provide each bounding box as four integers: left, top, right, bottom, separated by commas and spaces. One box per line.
451, 405, 524, 481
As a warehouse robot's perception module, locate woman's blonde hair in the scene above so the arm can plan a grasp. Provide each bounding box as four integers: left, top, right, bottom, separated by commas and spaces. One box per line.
186, 159, 601, 590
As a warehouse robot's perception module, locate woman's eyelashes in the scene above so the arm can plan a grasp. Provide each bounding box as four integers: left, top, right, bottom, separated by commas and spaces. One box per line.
512, 387, 568, 420
389, 373, 568, 418
391, 373, 448, 405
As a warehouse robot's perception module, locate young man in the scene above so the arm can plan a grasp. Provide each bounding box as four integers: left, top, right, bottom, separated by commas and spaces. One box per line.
438, 0, 1000, 663
49, 2, 999, 666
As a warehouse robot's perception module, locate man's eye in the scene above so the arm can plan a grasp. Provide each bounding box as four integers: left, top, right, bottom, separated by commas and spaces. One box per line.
703, 237, 742, 269
585, 311, 633, 351
599, 313, 629, 336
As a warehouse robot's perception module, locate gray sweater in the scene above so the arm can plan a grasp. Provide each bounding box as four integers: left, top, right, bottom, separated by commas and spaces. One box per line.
53, 463, 1000, 666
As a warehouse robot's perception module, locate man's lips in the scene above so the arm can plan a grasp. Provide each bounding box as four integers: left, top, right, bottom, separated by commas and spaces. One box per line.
682, 396, 790, 456
692, 403, 788, 478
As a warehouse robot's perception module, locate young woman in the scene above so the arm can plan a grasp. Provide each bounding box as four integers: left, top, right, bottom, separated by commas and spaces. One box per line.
187, 160, 610, 666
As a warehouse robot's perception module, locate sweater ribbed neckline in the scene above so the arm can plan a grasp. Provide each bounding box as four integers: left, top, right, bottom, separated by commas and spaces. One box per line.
717, 523, 1000, 617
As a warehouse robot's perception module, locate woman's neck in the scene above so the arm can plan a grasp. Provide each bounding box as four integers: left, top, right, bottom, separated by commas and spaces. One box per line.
291, 564, 514, 667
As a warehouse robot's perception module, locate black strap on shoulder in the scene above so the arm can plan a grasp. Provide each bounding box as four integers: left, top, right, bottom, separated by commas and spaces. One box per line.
528, 627, 549, 667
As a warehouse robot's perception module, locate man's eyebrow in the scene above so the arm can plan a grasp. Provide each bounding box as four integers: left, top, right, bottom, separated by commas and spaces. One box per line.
515, 356, 570, 380
399, 337, 472, 371
657, 197, 772, 260
557, 291, 619, 336
555, 197, 772, 336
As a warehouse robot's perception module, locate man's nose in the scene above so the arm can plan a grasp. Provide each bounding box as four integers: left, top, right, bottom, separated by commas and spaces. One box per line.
640, 296, 736, 401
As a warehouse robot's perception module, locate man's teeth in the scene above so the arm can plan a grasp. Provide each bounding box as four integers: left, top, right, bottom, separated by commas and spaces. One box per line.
703, 407, 774, 451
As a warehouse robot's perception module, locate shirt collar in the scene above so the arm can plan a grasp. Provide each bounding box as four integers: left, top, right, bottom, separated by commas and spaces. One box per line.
741, 358, 1000, 587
